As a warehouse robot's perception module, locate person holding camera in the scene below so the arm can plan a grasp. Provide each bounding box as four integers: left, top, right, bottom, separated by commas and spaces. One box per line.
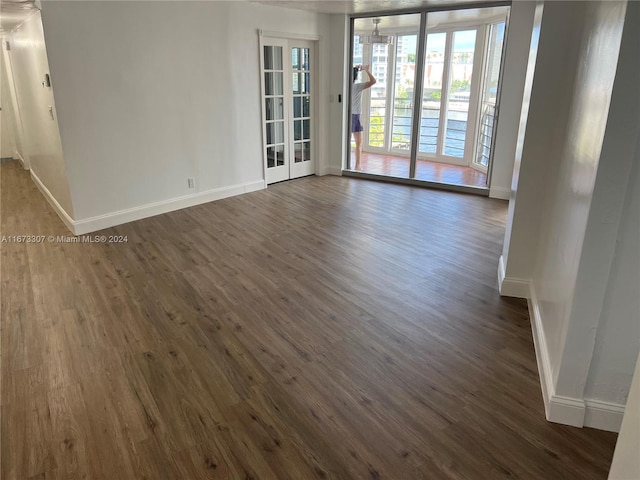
351, 65, 377, 170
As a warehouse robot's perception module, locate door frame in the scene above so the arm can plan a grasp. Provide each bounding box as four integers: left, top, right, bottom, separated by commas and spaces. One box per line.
345, 2, 512, 190
2, 39, 29, 170
258, 31, 319, 185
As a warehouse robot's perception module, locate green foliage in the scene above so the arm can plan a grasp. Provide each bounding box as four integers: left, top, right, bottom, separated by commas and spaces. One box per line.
450, 79, 471, 93
368, 113, 410, 149
407, 53, 416, 63
368, 115, 384, 147
430, 91, 441, 100
395, 85, 409, 100
457, 52, 471, 63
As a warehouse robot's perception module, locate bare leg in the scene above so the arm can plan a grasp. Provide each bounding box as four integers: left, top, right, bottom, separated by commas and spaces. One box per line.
353, 132, 363, 170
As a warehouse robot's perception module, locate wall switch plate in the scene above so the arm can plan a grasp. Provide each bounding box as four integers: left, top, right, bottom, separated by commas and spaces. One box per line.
187, 178, 195, 189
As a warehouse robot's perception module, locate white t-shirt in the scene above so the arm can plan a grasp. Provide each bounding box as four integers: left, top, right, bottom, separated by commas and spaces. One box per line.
351, 83, 366, 115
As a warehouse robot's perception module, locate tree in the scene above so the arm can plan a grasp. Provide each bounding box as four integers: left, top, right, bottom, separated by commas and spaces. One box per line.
450, 79, 470, 93
368, 115, 384, 148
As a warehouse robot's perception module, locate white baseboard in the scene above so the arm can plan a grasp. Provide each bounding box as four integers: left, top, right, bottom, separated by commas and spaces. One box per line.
528, 285, 560, 420
528, 283, 625, 432
547, 395, 586, 428
73, 180, 266, 235
489, 186, 511, 200
30, 170, 75, 233
31, 171, 265, 235
497, 255, 531, 298
584, 398, 625, 432
16, 151, 28, 170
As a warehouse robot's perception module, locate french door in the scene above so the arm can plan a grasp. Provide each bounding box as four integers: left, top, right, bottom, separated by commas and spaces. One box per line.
473, 21, 506, 173
261, 38, 315, 184
360, 28, 482, 166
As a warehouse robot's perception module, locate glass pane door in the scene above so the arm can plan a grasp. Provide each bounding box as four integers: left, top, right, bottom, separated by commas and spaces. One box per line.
474, 22, 505, 171
347, 8, 508, 189
419, 32, 446, 156
290, 42, 315, 179
263, 41, 288, 184
262, 38, 315, 183
367, 43, 390, 149
391, 34, 417, 154
443, 29, 477, 159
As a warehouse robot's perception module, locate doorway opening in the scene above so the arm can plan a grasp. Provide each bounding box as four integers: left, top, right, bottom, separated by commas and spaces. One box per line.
347, 6, 510, 192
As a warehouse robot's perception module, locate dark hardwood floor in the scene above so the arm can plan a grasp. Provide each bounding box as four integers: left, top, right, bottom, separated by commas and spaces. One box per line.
1, 160, 617, 479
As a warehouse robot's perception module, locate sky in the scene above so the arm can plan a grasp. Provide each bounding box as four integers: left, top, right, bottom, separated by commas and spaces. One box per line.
395, 22, 505, 53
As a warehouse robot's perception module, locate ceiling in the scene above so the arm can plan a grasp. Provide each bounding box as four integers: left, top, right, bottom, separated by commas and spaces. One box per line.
0, 0, 37, 35
0, 0, 502, 36
353, 5, 508, 32
254, 0, 491, 15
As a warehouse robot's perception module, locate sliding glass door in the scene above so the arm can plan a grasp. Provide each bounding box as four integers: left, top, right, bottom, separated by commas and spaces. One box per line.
352, 14, 421, 178
348, 6, 510, 190
419, 32, 446, 156
366, 43, 390, 150
390, 34, 418, 154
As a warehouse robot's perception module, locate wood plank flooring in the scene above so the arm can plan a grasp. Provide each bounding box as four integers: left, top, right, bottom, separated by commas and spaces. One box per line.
1, 160, 617, 479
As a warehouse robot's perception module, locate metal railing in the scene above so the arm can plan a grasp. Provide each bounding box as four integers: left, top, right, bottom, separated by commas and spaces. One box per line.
475, 102, 495, 167
379, 96, 470, 157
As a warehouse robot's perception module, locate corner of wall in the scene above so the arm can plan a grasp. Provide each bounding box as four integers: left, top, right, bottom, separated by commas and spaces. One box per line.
318, 167, 343, 176
497, 255, 530, 298
489, 186, 511, 200
528, 281, 625, 432
30, 169, 74, 233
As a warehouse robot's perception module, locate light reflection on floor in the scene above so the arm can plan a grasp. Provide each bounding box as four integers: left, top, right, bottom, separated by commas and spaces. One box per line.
349, 151, 488, 188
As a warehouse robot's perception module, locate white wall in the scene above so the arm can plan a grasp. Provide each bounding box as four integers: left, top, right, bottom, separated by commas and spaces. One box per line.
40, 1, 329, 227
1, 47, 18, 159
488, 1, 536, 200
563, 0, 640, 411
500, 1, 585, 289
326, 14, 348, 174
8, 11, 73, 215
498, 2, 544, 283
609, 353, 640, 480
533, 0, 627, 393
500, 0, 639, 432
584, 135, 639, 405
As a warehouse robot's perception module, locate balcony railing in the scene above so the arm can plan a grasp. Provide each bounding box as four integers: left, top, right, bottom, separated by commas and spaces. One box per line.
369, 96, 470, 158
475, 102, 496, 167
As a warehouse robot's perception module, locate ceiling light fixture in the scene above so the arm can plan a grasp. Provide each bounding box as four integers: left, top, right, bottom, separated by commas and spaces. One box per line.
359, 19, 394, 45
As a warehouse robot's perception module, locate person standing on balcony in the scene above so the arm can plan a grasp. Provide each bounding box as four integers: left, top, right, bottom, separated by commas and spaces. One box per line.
351, 65, 377, 170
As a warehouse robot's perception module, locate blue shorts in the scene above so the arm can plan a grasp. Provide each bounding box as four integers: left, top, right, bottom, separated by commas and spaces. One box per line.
351, 114, 364, 133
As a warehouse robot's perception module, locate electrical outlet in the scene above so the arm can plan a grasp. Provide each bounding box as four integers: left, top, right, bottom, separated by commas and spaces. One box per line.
187, 178, 195, 189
